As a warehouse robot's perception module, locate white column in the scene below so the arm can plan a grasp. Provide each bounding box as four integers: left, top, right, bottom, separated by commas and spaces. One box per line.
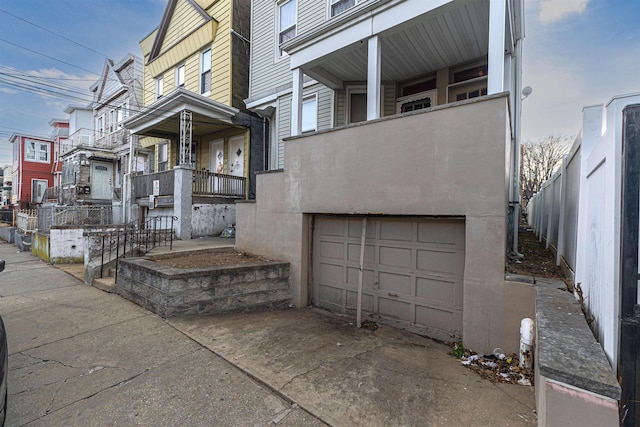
488, 0, 506, 94
291, 68, 303, 136
367, 35, 381, 120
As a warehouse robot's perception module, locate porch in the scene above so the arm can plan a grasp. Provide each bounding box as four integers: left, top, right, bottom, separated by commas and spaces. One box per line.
131, 169, 246, 199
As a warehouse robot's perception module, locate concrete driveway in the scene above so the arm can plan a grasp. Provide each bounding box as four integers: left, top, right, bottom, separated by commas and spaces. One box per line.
170, 309, 536, 426
0, 241, 535, 426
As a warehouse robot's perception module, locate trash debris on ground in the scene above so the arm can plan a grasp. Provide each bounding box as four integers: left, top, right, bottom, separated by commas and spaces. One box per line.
449, 343, 535, 386
219, 225, 236, 238
360, 320, 379, 331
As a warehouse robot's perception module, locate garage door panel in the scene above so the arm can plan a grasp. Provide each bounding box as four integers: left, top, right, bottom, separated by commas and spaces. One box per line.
319, 241, 345, 260
415, 305, 460, 336
379, 246, 412, 268
348, 219, 376, 238
319, 217, 347, 236
416, 277, 460, 307
346, 267, 375, 288
416, 249, 464, 275
318, 262, 344, 285
346, 291, 374, 312
347, 243, 375, 263
380, 220, 413, 241
378, 297, 410, 321
318, 285, 345, 309
417, 220, 465, 247
378, 271, 411, 295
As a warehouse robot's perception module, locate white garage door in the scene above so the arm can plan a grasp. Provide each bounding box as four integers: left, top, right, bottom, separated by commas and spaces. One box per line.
312, 216, 465, 341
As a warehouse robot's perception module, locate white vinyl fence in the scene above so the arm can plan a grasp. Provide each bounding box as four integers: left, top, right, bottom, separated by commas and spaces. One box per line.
527, 94, 640, 371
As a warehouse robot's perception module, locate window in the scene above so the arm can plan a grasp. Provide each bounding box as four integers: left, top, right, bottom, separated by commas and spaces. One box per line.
278, 0, 296, 57
176, 64, 185, 88
109, 109, 116, 133
117, 104, 124, 129
330, 0, 356, 16
97, 116, 104, 137
156, 77, 164, 99
25, 140, 50, 163
200, 49, 211, 95
158, 142, 168, 172
301, 95, 317, 133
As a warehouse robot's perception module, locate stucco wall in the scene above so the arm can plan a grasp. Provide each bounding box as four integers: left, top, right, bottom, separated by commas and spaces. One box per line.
50, 228, 84, 263
237, 94, 533, 352
191, 203, 236, 237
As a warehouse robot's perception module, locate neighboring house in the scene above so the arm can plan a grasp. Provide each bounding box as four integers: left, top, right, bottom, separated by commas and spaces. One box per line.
9, 132, 55, 208
238, 0, 531, 354
1, 166, 11, 207
48, 118, 69, 201
59, 54, 147, 223
123, 0, 264, 239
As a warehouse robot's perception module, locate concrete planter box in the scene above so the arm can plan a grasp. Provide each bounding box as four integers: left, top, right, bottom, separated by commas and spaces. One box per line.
115, 249, 291, 317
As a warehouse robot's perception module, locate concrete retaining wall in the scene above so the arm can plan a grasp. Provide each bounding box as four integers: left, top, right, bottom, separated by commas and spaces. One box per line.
115, 249, 291, 317
535, 279, 620, 426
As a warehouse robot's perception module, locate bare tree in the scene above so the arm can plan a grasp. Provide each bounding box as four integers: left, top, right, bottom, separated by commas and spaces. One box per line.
520, 135, 573, 208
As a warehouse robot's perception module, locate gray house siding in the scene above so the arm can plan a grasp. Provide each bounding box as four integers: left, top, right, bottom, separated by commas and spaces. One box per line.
249, 0, 293, 97
298, 0, 326, 34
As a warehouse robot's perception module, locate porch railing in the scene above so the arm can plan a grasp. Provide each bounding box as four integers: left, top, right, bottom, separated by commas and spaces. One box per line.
131, 169, 246, 199
131, 170, 175, 199
193, 171, 245, 197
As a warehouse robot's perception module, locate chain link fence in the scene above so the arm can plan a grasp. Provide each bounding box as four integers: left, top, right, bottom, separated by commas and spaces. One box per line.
37, 205, 114, 233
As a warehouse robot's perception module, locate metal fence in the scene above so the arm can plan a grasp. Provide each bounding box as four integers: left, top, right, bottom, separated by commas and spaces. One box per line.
37, 205, 114, 233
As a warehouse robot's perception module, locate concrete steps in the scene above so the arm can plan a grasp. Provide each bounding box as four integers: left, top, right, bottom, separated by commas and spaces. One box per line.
93, 276, 116, 293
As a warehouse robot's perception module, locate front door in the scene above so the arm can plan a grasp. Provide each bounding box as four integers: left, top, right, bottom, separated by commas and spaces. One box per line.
228, 135, 244, 177
91, 161, 113, 199
210, 139, 224, 173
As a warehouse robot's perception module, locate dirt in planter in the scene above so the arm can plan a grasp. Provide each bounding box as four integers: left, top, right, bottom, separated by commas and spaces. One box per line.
153, 250, 274, 269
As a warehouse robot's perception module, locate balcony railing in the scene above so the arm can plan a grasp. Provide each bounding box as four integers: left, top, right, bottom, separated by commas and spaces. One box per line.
193, 171, 245, 197
62, 128, 130, 156
131, 169, 246, 199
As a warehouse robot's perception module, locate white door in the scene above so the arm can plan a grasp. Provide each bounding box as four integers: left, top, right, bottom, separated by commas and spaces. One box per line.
91, 161, 113, 199
312, 216, 465, 341
228, 135, 244, 177
32, 179, 48, 203
210, 139, 224, 173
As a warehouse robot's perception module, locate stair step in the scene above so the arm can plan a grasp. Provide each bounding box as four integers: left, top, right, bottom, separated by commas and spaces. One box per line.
93, 277, 116, 293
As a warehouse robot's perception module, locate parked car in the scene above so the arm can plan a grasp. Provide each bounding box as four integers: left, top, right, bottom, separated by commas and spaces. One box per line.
0, 259, 7, 426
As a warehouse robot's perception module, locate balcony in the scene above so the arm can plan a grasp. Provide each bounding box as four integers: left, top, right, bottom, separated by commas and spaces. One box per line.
62, 128, 131, 156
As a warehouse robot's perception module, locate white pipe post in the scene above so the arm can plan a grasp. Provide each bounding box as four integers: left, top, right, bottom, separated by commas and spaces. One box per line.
356, 218, 367, 328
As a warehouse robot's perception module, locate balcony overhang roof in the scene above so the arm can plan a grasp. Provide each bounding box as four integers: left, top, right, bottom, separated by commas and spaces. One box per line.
281, 0, 521, 89
123, 88, 239, 139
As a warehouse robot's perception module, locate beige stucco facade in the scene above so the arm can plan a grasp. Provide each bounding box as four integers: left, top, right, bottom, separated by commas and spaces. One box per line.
237, 93, 534, 353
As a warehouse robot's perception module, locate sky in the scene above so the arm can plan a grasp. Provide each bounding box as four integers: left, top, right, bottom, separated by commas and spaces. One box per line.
0, 0, 639, 167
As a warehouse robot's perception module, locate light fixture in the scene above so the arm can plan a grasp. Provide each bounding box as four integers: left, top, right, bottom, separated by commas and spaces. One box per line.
521, 86, 532, 100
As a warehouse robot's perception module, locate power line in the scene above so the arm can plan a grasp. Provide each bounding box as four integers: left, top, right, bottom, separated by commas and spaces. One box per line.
0, 7, 109, 58
0, 38, 99, 76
